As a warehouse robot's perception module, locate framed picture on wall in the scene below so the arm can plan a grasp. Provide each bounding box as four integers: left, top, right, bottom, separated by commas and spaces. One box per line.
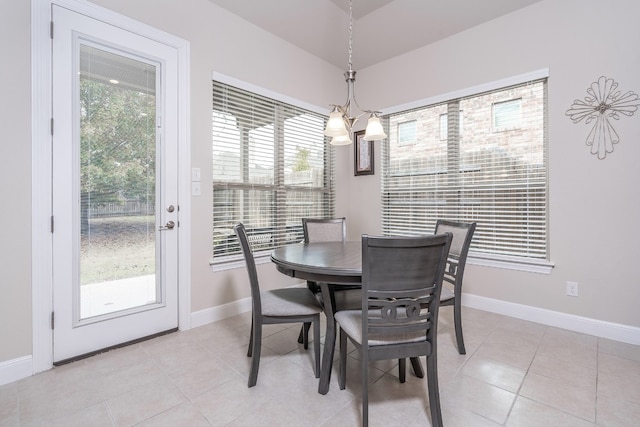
354, 130, 374, 176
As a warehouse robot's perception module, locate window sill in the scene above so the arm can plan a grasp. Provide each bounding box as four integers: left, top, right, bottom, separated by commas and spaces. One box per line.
468, 253, 554, 274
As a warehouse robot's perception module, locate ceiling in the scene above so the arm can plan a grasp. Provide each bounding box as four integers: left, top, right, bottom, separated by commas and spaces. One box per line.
208, 0, 543, 70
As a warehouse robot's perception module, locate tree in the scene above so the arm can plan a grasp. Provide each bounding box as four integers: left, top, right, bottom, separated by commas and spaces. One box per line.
292, 147, 310, 172
80, 78, 156, 232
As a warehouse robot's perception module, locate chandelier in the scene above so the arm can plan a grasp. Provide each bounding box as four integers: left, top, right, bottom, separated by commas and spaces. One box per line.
323, 0, 387, 145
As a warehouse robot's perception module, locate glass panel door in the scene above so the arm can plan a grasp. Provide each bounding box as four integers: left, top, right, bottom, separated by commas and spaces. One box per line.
79, 44, 159, 320
52, 5, 179, 363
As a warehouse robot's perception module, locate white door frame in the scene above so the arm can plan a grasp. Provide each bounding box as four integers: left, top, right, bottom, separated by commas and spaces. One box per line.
31, 0, 191, 373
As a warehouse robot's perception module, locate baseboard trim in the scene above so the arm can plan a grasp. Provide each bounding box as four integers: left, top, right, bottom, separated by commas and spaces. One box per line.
463, 293, 640, 346
190, 297, 252, 329
0, 355, 32, 386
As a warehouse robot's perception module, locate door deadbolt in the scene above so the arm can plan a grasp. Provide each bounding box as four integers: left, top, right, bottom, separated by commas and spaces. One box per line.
166, 205, 175, 212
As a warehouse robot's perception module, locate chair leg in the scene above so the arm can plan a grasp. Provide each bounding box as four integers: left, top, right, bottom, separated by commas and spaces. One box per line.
248, 319, 262, 387
362, 351, 369, 427
398, 357, 424, 382
297, 322, 312, 344
247, 318, 254, 357
298, 322, 311, 348
410, 356, 424, 378
426, 352, 443, 427
302, 322, 311, 349
338, 327, 347, 390
313, 316, 320, 378
453, 298, 466, 354
299, 280, 319, 344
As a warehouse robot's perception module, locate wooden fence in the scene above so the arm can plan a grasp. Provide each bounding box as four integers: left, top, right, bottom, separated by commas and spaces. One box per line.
88, 201, 152, 218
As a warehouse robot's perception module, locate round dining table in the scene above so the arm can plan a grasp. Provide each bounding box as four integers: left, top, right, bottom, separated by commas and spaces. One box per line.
271, 241, 425, 394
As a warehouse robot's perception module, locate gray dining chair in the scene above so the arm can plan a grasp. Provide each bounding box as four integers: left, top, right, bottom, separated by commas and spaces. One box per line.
234, 222, 322, 387
335, 233, 452, 427
297, 217, 360, 343
402, 219, 477, 380
302, 217, 347, 298
434, 219, 476, 354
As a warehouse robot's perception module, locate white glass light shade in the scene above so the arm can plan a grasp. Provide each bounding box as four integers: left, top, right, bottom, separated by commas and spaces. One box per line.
324, 110, 349, 137
330, 133, 352, 145
362, 116, 387, 141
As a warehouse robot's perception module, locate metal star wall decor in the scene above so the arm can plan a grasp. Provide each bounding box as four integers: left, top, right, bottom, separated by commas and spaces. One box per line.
565, 76, 640, 159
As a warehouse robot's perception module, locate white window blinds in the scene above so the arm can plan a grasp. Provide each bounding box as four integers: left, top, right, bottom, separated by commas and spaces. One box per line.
382, 79, 548, 261
212, 81, 334, 261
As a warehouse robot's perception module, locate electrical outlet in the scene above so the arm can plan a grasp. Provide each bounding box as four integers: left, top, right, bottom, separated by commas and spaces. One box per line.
566, 281, 579, 297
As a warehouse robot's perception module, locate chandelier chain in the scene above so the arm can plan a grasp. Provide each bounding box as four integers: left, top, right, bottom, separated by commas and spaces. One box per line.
348, 0, 353, 71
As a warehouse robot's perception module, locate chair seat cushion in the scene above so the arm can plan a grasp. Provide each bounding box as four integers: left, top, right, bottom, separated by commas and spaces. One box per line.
440, 286, 455, 301
335, 309, 428, 346
261, 288, 323, 317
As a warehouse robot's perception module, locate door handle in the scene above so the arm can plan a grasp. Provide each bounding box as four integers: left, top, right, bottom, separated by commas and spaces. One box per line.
159, 220, 175, 231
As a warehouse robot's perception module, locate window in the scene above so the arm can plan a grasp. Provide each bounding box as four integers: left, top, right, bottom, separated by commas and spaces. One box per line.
212, 80, 334, 263
398, 120, 417, 144
382, 78, 548, 265
493, 99, 521, 131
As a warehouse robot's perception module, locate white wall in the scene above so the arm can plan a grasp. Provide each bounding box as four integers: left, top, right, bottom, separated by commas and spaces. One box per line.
348, 0, 640, 328
0, 0, 32, 363
2, 0, 639, 371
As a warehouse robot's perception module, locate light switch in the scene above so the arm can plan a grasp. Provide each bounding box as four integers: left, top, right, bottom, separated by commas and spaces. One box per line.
191, 167, 201, 182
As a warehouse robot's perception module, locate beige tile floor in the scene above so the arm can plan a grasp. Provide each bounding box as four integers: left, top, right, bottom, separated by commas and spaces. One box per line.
2, 307, 640, 426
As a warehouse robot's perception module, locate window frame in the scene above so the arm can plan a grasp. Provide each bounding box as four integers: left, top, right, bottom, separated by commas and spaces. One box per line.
439, 111, 465, 141
380, 69, 553, 274
210, 73, 335, 270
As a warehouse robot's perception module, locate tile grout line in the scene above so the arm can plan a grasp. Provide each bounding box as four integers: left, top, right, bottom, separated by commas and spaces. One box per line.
504, 324, 549, 425
104, 400, 118, 427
